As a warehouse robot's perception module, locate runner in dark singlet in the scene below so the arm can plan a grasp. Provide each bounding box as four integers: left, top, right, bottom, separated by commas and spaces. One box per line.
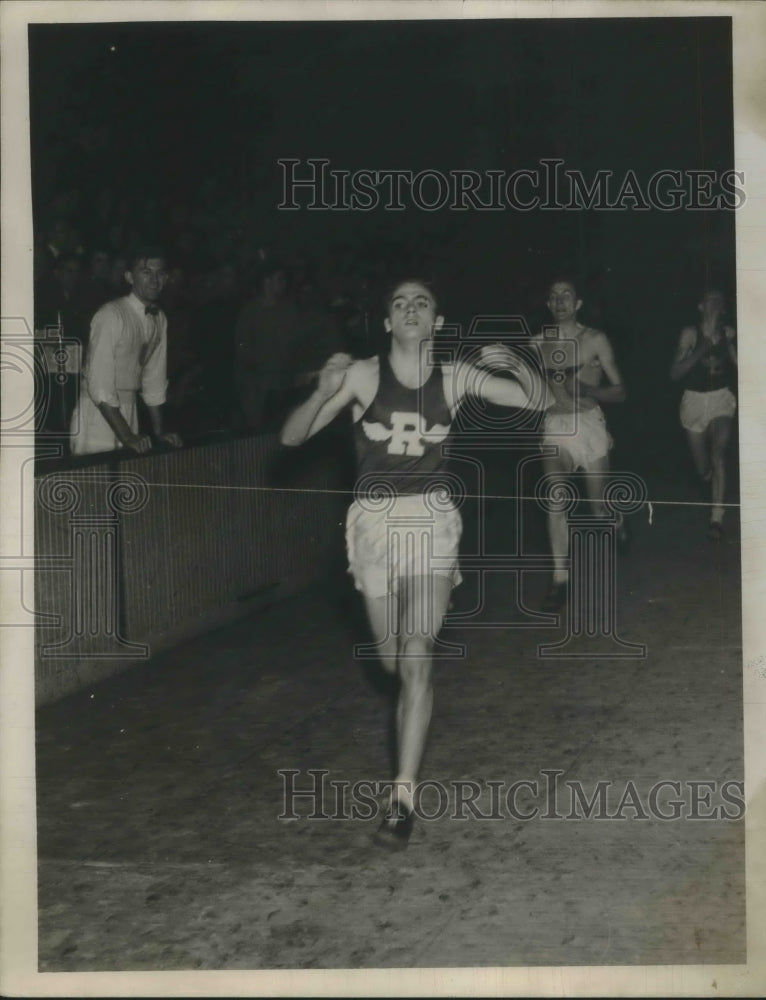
670, 289, 738, 539
281, 279, 551, 849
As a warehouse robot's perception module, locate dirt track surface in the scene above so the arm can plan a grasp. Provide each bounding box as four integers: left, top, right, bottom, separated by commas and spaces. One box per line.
36, 459, 744, 970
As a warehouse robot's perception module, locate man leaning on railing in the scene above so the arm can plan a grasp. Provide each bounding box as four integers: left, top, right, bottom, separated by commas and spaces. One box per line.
69, 244, 183, 456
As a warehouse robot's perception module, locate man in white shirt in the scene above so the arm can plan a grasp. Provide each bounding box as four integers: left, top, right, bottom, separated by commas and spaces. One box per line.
70, 247, 183, 456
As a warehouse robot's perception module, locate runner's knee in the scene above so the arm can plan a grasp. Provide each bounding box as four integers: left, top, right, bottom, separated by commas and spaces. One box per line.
400, 633, 433, 657
398, 635, 433, 684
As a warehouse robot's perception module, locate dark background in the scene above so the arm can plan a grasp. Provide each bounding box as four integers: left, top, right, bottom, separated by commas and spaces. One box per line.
29, 15, 737, 477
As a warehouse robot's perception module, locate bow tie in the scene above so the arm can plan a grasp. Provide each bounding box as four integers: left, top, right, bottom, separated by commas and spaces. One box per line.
145, 305, 160, 317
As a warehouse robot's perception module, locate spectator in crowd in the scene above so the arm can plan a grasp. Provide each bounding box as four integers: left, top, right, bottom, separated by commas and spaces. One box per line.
163, 264, 206, 436
233, 260, 303, 431
342, 275, 379, 356
194, 262, 243, 430
37, 217, 83, 277
34, 252, 83, 335
77, 246, 114, 321
34, 252, 86, 438
109, 255, 129, 297
294, 274, 344, 378
70, 245, 183, 456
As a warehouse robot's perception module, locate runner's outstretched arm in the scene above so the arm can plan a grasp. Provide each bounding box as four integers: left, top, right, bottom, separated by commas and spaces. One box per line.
281, 353, 356, 446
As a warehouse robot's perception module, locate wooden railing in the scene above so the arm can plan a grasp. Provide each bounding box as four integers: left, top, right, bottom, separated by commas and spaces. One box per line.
34, 428, 353, 705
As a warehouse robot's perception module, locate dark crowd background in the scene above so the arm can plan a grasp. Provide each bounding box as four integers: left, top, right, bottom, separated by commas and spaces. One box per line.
29, 16, 737, 482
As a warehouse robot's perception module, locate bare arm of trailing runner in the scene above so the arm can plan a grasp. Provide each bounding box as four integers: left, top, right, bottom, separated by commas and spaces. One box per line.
449, 343, 553, 412
577, 332, 626, 404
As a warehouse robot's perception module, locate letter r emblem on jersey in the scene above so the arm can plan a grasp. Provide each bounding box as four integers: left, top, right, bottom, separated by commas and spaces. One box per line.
388, 412, 426, 456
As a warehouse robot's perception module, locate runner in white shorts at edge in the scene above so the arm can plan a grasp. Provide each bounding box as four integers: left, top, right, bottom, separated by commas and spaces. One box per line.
670, 288, 737, 540
281, 278, 552, 850
532, 276, 627, 614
